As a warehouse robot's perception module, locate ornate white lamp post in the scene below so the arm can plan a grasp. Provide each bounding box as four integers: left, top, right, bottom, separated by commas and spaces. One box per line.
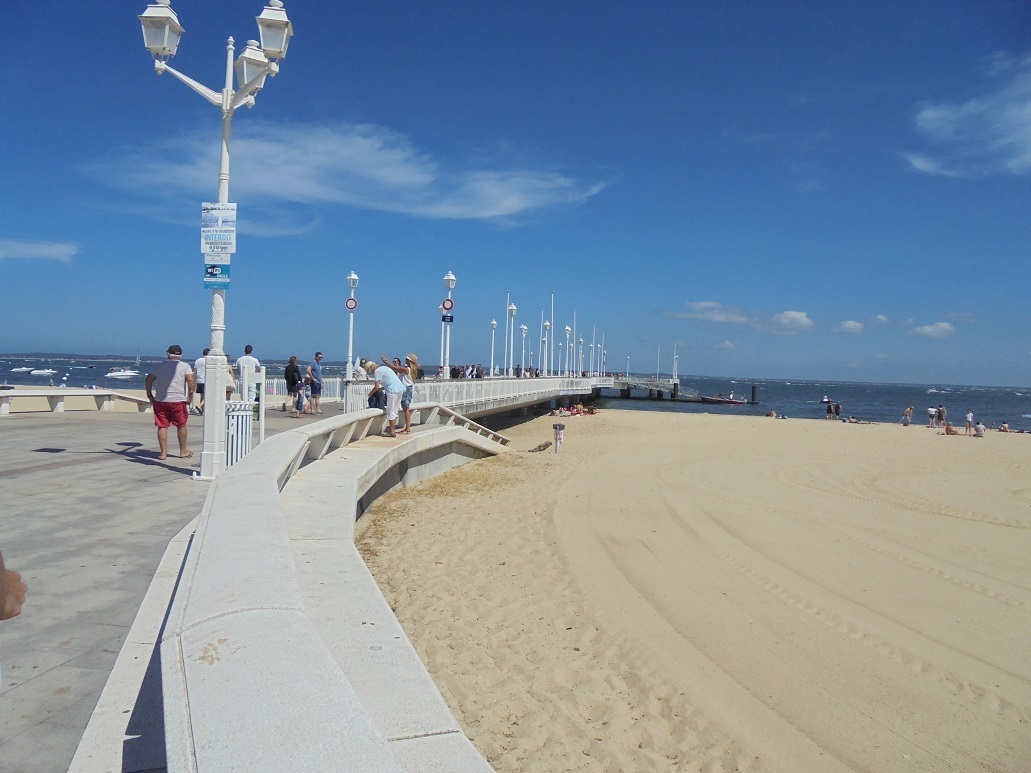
442, 271, 457, 379
542, 320, 551, 377
345, 271, 358, 381
600, 332, 605, 377
626, 355, 630, 379
519, 324, 528, 376
138, 0, 294, 480
578, 337, 584, 375
489, 319, 497, 377
563, 324, 572, 376
438, 304, 446, 377
589, 343, 595, 377
507, 303, 517, 376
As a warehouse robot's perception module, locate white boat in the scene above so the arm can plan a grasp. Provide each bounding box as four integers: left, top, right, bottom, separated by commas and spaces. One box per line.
106, 353, 142, 380
30, 368, 58, 376
11, 367, 33, 373
105, 367, 141, 380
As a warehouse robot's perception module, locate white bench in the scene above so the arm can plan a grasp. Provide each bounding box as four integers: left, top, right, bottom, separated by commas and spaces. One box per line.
0, 389, 151, 416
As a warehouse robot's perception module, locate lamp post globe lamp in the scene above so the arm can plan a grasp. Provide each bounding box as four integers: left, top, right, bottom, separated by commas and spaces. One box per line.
542, 320, 551, 376
138, 0, 294, 480
442, 271, 456, 378
519, 324, 528, 377
563, 324, 572, 376
507, 303, 517, 376
490, 319, 497, 377
345, 271, 358, 381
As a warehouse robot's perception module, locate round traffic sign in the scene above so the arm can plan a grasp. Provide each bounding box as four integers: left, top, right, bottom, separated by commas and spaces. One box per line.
442, 298, 454, 311
345, 297, 358, 311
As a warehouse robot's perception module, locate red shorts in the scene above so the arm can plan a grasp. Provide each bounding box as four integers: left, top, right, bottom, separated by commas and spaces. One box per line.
153, 401, 190, 428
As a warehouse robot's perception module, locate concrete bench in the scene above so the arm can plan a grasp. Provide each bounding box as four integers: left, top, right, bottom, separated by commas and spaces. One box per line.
0, 388, 150, 416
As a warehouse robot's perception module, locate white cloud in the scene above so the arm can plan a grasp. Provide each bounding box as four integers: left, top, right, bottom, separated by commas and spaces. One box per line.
836, 320, 864, 334
912, 321, 955, 338
771, 310, 815, 334
83, 121, 606, 224
872, 314, 890, 325
668, 301, 752, 324
716, 340, 735, 350
904, 53, 1031, 177
0, 239, 78, 264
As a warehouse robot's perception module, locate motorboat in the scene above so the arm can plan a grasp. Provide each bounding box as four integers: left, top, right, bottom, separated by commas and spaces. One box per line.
821, 395, 831, 403
10, 367, 33, 373
30, 368, 58, 376
700, 393, 746, 405
106, 353, 142, 380
105, 367, 141, 380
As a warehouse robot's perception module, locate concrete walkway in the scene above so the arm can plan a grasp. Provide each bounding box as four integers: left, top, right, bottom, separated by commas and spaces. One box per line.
0, 407, 330, 772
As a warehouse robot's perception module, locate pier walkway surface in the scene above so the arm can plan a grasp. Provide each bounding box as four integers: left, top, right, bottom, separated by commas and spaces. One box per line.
0, 408, 329, 773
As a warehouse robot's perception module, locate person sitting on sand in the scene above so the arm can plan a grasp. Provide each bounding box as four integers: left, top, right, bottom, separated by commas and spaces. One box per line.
999, 421, 1010, 432
585, 405, 598, 415
974, 421, 986, 437
943, 422, 961, 436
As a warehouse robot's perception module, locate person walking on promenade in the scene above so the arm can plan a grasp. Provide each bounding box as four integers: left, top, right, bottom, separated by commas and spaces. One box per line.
145, 344, 196, 461
380, 354, 418, 434
965, 408, 974, 436
236, 344, 261, 401
307, 352, 324, 414
192, 348, 209, 415
365, 359, 405, 437
284, 356, 302, 415
225, 355, 236, 402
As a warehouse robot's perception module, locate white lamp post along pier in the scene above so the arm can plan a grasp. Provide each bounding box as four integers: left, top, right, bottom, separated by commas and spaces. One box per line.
138, 0, 294, 480
520, 324, 528, 376
507, 303, 517, 376
564, 324, 572, 376
345, 271, 359, 381
489, 319, 497, 377
442, 271, 457, 378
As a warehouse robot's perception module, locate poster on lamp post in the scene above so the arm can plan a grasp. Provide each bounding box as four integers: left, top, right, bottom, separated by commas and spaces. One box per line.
204, 263, 230, 289
201, 202, 237, 255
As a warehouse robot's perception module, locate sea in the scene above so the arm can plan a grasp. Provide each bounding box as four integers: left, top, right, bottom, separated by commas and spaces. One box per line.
3, 353, 1030, 432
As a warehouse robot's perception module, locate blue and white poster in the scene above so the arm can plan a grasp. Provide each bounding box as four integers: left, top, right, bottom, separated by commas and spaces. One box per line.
201, 203, 237, 254
204, 263, 230, 289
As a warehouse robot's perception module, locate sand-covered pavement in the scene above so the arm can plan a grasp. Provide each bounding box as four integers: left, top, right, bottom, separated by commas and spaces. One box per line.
358, 409, 1030, 771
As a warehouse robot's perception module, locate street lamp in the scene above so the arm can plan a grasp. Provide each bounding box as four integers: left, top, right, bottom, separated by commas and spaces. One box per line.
139, 0, 295, 480
442, 271, 456, 379
345, 271, 358, 381
578, 337, 584, 375
489, 319, 497, 377
626, 355, 630, 379
520, 324, 528, 376
439, 304, 446, 377
542, 320, 551, 377
589, 343, 595, 377
507, 303, 517, 376
564, 325, 572, 377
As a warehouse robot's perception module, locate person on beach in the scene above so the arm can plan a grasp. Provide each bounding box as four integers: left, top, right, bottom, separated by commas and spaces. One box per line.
974, 421, 986, 437
827, 403, 834, 420
284, 356, 302, 416
943, 421, 961, 436
928, 406, 938, 427
365, 359, 405, 437
999, 422, 1010, 432
145, 344, 196, 461
192, 347, 209, 415
901, 406, 914, 426
937, 405, 947, 428
306, 352, 324, 414
834, 402, 842, 421
965, 409, 974, 436
236, 345, 261, 401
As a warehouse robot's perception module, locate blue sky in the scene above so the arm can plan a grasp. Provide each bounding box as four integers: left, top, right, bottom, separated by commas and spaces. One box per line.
1, 1, 1029, 386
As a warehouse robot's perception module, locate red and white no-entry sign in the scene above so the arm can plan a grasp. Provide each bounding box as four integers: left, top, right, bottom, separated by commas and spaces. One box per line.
442, 298, 454, 311
345, 297, 358, 311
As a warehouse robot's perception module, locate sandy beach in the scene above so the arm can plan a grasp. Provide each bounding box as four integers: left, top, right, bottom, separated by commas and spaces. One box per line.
357, 409, 1031, 771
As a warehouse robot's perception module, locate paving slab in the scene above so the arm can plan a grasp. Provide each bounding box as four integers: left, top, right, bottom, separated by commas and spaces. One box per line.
0, 406, 345, 772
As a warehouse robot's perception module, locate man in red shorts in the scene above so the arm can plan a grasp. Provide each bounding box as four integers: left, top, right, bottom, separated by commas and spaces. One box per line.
145, 344, 196, 461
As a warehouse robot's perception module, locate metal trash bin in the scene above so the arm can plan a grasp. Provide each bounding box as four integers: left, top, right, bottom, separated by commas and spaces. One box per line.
226, 400, 256, 467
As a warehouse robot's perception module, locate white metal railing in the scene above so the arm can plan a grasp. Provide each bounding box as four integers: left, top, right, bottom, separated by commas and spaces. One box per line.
263, 375, 611, 418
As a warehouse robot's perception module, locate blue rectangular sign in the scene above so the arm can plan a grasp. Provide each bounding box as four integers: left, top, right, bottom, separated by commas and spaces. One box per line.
204, 263, 230, 289
441, 314, 454, 322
